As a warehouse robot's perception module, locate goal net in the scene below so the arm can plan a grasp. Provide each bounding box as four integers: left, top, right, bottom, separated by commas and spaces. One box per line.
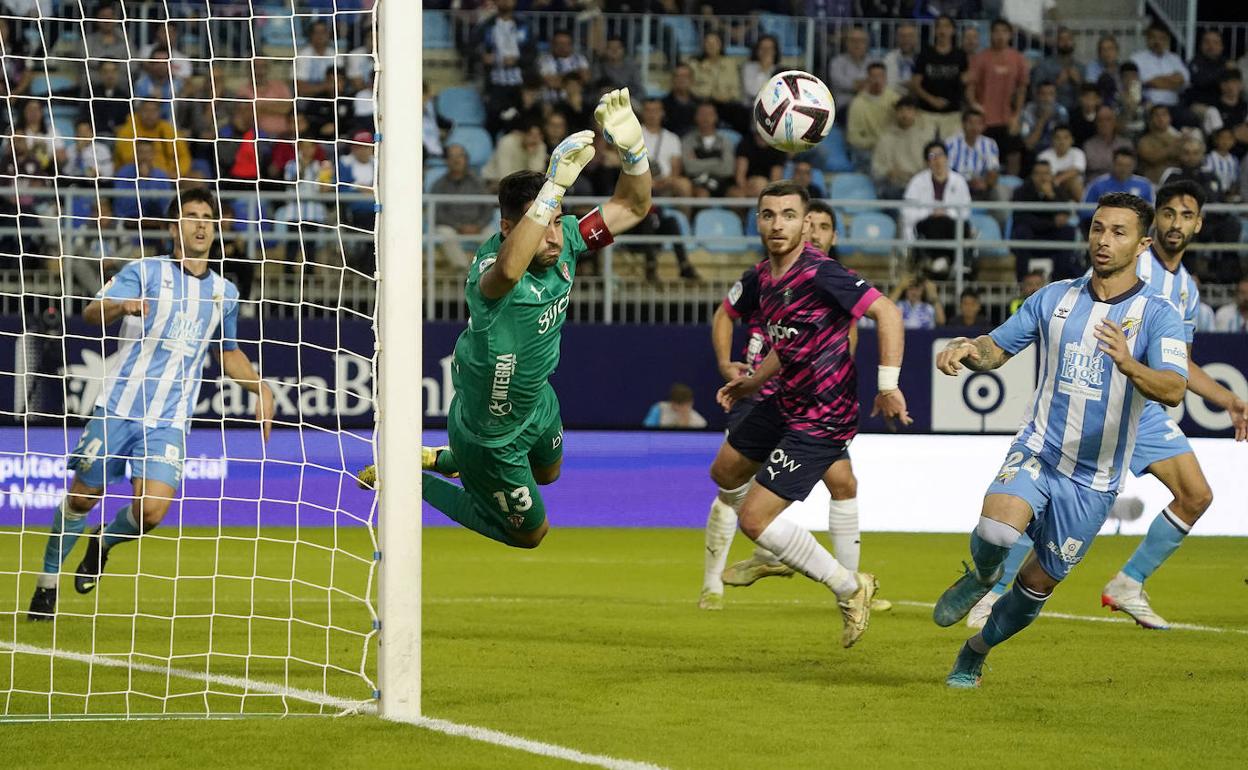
0, 0, 390, 719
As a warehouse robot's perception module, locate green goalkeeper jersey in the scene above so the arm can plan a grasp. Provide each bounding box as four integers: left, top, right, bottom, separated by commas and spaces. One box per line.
449, 214, 600, 447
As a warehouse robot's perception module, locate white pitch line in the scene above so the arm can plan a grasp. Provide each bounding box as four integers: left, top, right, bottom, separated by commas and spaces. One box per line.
890, 600, 1248, 635
0, 640, 667, 770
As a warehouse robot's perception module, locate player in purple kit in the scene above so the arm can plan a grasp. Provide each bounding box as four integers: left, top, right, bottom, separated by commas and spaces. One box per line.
708, 181, 910, 647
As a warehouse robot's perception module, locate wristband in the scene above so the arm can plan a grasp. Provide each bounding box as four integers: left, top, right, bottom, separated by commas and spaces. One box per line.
878, 365, 900, 392
619, 142, 649, 175
525, 179, 567, 226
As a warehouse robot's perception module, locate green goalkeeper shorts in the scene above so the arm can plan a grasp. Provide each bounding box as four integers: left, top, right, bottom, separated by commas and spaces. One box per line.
447, 389, 564, 533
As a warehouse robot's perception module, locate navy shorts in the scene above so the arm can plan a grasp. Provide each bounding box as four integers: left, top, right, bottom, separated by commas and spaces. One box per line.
726, 396, 851, 502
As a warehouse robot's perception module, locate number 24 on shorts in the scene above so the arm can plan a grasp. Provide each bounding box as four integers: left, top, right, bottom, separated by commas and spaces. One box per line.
996, 450, 1041, 484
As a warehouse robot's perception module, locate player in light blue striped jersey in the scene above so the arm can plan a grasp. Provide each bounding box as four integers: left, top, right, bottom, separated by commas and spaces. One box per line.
930, 193, 1190, 688
27, 188, 275, 620
965, 180, 1248, 631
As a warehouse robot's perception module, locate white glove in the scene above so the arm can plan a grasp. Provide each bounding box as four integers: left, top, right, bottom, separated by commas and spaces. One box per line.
595, 87, 648, 175
527, 129, 596, 225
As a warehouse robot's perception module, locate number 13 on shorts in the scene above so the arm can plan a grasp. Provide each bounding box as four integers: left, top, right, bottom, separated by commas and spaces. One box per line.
493, 486, 533, 513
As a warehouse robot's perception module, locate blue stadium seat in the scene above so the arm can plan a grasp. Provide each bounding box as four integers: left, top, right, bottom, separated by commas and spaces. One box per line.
970, 213, 1007, 257
829, 172, 876, 213
815, 127, 854, 173
847, 211, 896, 256
758, 13, 801, 57
444, 126, 493, 168
694, 208, 747, 253
29, 74, 74, 96
424, 11, 454, 50
998, 174, 1024, 196
661, 17, 702, 58
744, 207, 758, 238
718, 127, 742, 151
436, 87, 486, 126
661, 208, 691, 252
424, 165, 448, 193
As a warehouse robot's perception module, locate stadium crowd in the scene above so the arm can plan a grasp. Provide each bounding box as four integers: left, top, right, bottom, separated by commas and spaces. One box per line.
0, 0, 377, 304
424, 3, 1248, 327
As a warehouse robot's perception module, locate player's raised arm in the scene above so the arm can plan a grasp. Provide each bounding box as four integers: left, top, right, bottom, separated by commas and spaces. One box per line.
1094, 314, 1187, 407
594, 88, 653, 235
83, 261, 149, 326
484, 130, 596, 299
936, 334, 1011, 375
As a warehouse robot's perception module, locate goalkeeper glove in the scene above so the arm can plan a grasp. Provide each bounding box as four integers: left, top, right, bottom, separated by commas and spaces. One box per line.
526, 129, 596, 226
595, 88, 648, 175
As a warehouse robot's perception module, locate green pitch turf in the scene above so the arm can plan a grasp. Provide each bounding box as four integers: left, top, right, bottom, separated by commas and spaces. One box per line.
3, 527, 1247, 768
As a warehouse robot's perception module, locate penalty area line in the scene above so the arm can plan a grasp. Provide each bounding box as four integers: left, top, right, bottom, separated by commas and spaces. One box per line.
891, 600, 1248, 635
0, 640, 667, 770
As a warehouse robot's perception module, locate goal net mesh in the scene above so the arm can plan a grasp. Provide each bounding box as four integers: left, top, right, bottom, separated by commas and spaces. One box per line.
0, 0, 379, 719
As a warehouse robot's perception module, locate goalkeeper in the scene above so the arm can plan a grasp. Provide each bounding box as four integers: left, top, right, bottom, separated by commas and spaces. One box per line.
360, 89, 651, 547
28, 189, 275, 620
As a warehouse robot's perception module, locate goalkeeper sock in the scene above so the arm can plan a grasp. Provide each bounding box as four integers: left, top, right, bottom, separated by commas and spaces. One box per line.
39, 499, 89, 585
702, 498, 738, 593
991, 536, 1033, 595
1122, 508, 1189, 583
434, 448, 459, 476
753, 517, 858, 599
979, 579, 1050, 649
101, 505, 141, 549
422, 473, 515, 546
828, 497, 861, 572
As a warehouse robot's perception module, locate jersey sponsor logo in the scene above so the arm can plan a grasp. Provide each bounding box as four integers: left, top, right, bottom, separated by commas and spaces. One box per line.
764, 448, 802, 480
782, 288, 795, 305
727, 281, 743, 306
1047, 536, 1085, 565
1160, 337, 1188, 368
537, 295, 570, 335
766, 322, 799, 343
1057, 342, 1106, 399
489, 353, 516, 416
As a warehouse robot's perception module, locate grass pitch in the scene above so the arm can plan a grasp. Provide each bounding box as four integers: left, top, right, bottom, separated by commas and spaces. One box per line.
3, 527, 1247, 768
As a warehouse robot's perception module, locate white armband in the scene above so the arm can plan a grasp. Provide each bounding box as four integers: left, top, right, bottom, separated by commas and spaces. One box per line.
878, 365, 900, 392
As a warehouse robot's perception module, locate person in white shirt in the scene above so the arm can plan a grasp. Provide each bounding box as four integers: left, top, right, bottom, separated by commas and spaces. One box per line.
903, 140, 973, 277
1036, 125, 1086, 200
944, 109, 1001, 203
1191, 275, 1218, 332
296, 19, 339, 98
1202, 126, 1240, 196
1215, 278, 1248, 332
640, 98, 693, 197
828, 26, 873, 115
642, 383, 707, 429
1130, 24, 1190, 108
883, 23, 919, 95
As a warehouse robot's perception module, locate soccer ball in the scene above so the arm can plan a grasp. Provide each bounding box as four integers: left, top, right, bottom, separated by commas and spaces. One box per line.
753, 70, 836, 153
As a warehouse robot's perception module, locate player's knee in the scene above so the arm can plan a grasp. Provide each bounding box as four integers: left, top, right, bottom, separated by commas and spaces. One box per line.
533, 466, 560, 485
66, 492, 99, 515
736, 508, 768, 541
1185, 483, 1213, 517
709, 462, 747, 491
510, 525, 547, 549
138, 500, 170, 531
830, 475, 857, 500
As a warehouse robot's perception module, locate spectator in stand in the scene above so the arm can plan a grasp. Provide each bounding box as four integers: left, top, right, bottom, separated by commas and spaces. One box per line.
949, 288, 987, 329
1031, 26, 1083, 114
1118, 62, 1147, 136
791, 160, 826, 198
1069, 83, 1103, 146
246, 58, 295, 138
642, 383, 707, 429
640, 98, 694, 198
277, 139, 336, 267
911, 15, 967, 140
592, 36, 644, 100
689, 31, 743, 132
344, 25, 374, 94
133, 47, 177, 119
217, 104, 259, 185
1203, 70, 1248, 149
1204, 126, 1239, 198
959, 23, 981, 59
740, 35, 781, 110
1083, 105, 1133, 178
1130, 23, 1189, 110
1038, 125, 1086, 201
338, 130, 377, 267
1011, 159, 1081, 280
10, 99, 57, 168
174, 75, 217, 172
423, 86, 450, 162
1215, 278, 1248, 332
1186, 29, 1233, 126
903, 140, 972, 278
828, 26, 873, 121
482, 119, 546, 190
662, 64, 698, 138
538, 29, 590, 104
681, 102, 735, 198
1020, 80, 1068, 155
137, 23, 192, 83
542, 111, 570, 155
884, 22, 919, 96
966, 18, 1028, 175
945, 108, 1001, 205
1191, 275, 1217, 332
295, 20, 339, 99
889, 275, 945, 329
873, 96, 935, 199
1008, 269, 1046, 315
847, 63, 900, 171
1001, 0, 1056, 44
430, 143, 491, 272
0, 19, 32, 97
474, 0, 536, 135
730, 126, 786, 198
112, 140, 175, 222
114, 99, 191, 178
1084, 147, 1154, 202
1136, 104, 1183, 183
558, 74, 597, 133
1086, 34, 1123, 105
83, 4, 128, 61
61, 120, 114, 183
82, 60, 131, 135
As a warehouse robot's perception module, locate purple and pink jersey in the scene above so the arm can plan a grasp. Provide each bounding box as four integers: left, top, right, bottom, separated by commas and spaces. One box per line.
723, 245, 882, 440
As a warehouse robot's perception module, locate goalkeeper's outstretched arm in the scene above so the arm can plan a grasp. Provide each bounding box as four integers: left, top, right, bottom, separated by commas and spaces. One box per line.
595, 88, 652, 235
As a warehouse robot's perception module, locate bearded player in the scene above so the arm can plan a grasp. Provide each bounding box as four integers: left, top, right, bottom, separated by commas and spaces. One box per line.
964, 180, 1248, 631
710, 182, 909, 647
358, 89, 649, 547
700, 201, 891, 615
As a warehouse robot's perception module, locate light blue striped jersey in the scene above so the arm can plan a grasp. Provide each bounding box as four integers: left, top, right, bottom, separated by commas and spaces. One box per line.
1135, 247, 1200, 343
95, 257, 240, 432
991, 276, 1188, 492
945, 132, 1000, 179
1201, 151, 1238, 193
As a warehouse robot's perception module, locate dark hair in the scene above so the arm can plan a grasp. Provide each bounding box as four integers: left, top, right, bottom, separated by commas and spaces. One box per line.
923, 139, 946, 158
935, 14, 955, 30
1149, 103, 1171, 117
895, 95, 920, 110
990, 18, 1012, 34
166, 187, 220, 220
1219, 69, 1242, 83
1096, 192, 1154, 236
960, 288, 981, 300
1121, 61, 1140, 74
1036, 79, 1056, 90
668, 382, 694, 404
1052, 124, 1073, 135
1079, 82, 1101, 95
1213, 125, 1235, 139
962, 107, 984, 121
1025, 269, 1047, 280
1031, 159, 1052, 169
1112, 147, 1136, 160
751, 34, 780, 62
1147, 23, 1171, 38
498, 170, 547, 223
807, 199, 836, 229
758, 179, 810, 210
1155, 179, 1207, 212
867, 61, 886, 73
